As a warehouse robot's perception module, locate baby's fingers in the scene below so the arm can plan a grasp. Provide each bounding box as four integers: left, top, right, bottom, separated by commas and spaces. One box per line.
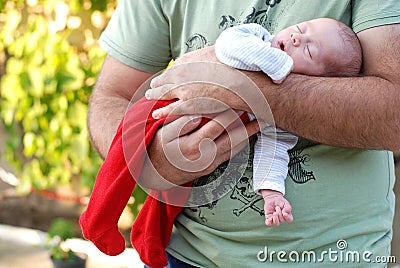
281, 202, 293, 223
265, 215, 274, 227
274, 206, 284, 225
282, 211, 294, 223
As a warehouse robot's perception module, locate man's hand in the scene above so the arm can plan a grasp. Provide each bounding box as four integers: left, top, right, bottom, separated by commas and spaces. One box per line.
146, 82, 241, 119
146, 55, 275, 124
138, 110, 261, 189
174, 45, 220, 65
146, 24, 400, 150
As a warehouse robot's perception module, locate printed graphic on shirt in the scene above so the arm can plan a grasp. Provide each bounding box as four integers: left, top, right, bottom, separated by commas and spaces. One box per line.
288, 148, 316, 184
183, 1, 316, 221
186, 145, 251, 222
219, 0, 282, 29
229, 147, 315, 219
185, 145, 316, 221
185, 0, 283, 53
219, 15, 236, 30
185, 34, 210, 53
230, 176, 264, 217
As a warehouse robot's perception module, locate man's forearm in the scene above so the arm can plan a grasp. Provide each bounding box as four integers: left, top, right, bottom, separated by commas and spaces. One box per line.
245, 24, 400, 151
148, 24, 400, 151
245, 71, 400, 151
88, 92, 129, 158
88, 55, 154, 158
148, 64, 400, 150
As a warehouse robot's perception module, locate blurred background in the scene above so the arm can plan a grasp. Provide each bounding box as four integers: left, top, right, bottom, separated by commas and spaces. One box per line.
0, 0, 146, 266
0, 0, 398, 267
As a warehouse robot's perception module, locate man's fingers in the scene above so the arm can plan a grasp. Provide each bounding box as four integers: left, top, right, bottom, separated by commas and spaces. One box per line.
181, 114, 259, 174
152, 98, 229, 119
193, 109, 243, 140
149, 72, 168, 88
150, 107, 260, 181
145, 84, 174, 100
242, 120, 261, 138
150, 64, 185, 88
159, 115, 202, 143
205, 120, 259, 171
152, 101, 182, 119
215, 120, 260, 155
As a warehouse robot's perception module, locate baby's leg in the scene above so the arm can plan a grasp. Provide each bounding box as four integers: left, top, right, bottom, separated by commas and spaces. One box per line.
79, 123, 131, 256
261, 189, 293, 226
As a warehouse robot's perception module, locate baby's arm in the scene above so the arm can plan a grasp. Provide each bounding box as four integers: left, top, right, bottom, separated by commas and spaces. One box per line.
215, 23, 293, 83
253, 129, 297, 226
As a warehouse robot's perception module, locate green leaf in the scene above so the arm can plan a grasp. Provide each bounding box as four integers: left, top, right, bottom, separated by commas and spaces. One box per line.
69, 134, 89, 166
0, 10, 21, 46
5, 57, 24, 74
28, 68, 44, 97
0, 0, 120, 198
23, 132, 36, 157
68, 101, 87, 128
1, 74, 23, 105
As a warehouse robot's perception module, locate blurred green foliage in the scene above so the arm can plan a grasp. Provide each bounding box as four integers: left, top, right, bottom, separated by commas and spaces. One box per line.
0, 0, 113, 192
47, 218, 76, 260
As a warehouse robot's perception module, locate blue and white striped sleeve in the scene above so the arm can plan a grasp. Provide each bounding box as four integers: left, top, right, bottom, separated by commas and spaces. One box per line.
215, 23, 293, 82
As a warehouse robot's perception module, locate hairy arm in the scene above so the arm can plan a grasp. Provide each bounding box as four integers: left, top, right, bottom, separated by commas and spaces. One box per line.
88, 55, 260, 189
247, 24, 400, 150
149, 24, 400, 151
88, 55, 154, 158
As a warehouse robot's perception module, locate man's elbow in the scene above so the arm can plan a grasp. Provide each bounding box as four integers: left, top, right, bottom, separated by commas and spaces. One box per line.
384, 124, 400, 152
386, 139, 400, 152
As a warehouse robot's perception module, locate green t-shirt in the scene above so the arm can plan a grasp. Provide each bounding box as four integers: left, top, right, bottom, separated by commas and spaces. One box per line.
99, 1, 399, 267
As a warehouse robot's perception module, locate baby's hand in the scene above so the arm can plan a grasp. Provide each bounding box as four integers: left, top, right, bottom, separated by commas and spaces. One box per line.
272, 65, 293, 84
272, 76, 287, 84
261, 189, 293, 227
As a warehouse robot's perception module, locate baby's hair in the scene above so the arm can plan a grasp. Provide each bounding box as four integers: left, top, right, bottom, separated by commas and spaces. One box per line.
323, 20, 362, 77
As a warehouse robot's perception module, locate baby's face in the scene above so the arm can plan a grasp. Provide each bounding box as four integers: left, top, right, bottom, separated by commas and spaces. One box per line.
271, 18, 344, 76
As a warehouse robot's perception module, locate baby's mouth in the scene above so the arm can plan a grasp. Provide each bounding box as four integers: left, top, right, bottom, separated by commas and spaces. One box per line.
278, 41, 285, 51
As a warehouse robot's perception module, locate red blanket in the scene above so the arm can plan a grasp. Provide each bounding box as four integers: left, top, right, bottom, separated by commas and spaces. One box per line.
80, 97, 248, 267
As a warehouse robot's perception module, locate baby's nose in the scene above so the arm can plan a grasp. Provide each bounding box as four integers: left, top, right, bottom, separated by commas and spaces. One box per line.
290, 32, 301, 47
